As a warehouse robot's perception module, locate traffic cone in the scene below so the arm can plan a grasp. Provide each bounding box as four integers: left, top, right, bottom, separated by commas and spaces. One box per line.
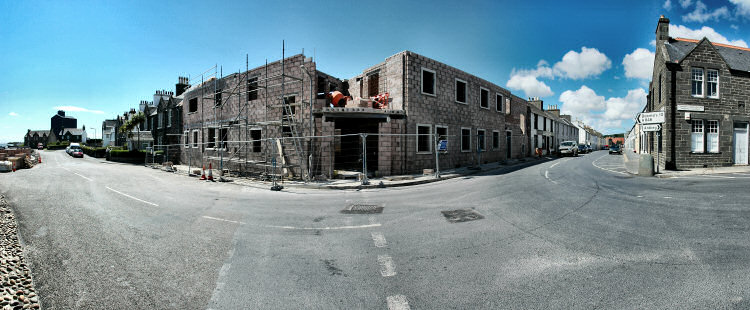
12, 163, 16, 172
200, 165, 207, 180
207, 163, 214, 181
38, 155, 42, 163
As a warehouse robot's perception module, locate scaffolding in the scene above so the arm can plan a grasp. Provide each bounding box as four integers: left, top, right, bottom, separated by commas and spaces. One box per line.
182, 41, 312, 184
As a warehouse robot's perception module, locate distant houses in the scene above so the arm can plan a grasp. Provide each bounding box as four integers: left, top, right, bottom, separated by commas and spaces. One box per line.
24, 110, 87, 147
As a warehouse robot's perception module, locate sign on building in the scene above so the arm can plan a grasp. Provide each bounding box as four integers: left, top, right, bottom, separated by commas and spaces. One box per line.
677, 104, 704, 112
639, 111, 665, 124
642, 124, 662, 132
437, 140, 447, 152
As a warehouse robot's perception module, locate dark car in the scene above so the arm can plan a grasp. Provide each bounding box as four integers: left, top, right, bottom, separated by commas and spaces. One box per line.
578, 144, 588, 154
609, 145, 622, 155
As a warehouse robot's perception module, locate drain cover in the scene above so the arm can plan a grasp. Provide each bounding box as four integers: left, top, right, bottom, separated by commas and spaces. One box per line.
441, 209, 484, 223
341, 203, 384, 214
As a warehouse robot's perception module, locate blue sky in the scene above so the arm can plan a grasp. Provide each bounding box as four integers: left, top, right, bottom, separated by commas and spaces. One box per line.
1, 0, 748, 143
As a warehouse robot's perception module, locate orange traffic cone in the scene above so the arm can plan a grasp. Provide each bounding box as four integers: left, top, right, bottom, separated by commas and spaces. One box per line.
200, 165, 207, 180
12, 163, 16, 172
207, 163, 214, 181
38, 155, 42, 163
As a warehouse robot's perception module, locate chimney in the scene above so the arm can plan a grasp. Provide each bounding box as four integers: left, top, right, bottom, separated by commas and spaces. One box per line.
547, 105, 560, 117
57, 110, 65, 117
656, 15, 669, 42
528, 97, 544, 111
176, 76, 189, 96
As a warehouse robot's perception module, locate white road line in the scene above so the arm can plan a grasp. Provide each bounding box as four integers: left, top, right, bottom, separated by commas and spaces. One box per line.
549, 158, 569, 169
386, 295, 411, 310
371, 232, 387, 248
592, 155, 629, 176
701, 175, 736, 179
105, 186, 159, 207
202, 216, 246, 225
267, 223, 382, 230
663, 196, 672, 199
74, 172, 92, 181
378, 255, 397, 277
544, 170, 558, 184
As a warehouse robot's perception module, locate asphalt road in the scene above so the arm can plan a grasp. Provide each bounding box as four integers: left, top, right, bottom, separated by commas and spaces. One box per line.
2, 150, 750, 309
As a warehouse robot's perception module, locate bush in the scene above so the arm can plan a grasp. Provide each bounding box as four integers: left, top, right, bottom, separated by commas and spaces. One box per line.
82, 145, 107, 158
46, 141, 70, 150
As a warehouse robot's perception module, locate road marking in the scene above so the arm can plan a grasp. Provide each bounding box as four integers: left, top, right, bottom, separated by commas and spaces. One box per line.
544, 170, 558, 184
701, 175, 736, 179
663, 196, 672, 199
386, 295, 411, 310
74, 172, 92, 181
637, 195, 643, 198
377, 255, 397, 277
592, 154, 629, 176
202, 216, 246, 225
105, 186, 159, 207
371, 232, 387, 248
267, 223, 382, 230
549, 158, 569, 169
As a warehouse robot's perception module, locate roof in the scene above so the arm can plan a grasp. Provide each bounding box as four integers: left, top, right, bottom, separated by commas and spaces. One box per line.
27, 130, 50, 136
665, 38, 750, 72
61, 128, 86, 136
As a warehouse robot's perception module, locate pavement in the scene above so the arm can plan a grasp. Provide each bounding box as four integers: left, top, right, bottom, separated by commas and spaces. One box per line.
3, 149, 750, 309
620, 147, 750, 178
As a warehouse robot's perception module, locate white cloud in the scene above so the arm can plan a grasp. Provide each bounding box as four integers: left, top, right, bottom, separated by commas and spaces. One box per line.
8, 112, 18, 117
680, 0, 693, 8
507, 72, 554, 98
664, 0, 672, 10
730, 0, 750, 19
553, 47, 612, 80
669, 24, 748, 47
683, 1, 730, 22
622, 48, 655, 80
731, 24, 739, 30
53, 106, 105, 114
560, 86, 646, 133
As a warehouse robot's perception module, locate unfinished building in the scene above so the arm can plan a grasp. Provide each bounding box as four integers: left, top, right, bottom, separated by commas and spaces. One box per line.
178, 50, 533, 180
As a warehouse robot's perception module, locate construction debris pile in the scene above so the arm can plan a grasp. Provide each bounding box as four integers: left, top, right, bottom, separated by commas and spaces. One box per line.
0, 149, 39, 173
0, 195, 41, 309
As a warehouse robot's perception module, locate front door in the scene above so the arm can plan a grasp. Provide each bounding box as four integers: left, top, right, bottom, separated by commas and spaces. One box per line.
734, 123, 748, 165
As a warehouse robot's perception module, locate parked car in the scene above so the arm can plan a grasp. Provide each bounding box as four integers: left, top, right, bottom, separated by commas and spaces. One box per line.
69, 146, 84, 158
586, 145, 593, 153
37, 143, 43, 150
558, 141, 578, 157
578, 144, 588, 154
609, 145, 622, 155
603, 145, 609, 150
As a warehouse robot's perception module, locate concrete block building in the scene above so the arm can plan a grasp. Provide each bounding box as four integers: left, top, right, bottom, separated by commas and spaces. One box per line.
645, 15, 750, 169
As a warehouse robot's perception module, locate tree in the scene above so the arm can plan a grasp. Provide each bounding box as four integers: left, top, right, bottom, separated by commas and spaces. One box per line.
119, 112, 146, 150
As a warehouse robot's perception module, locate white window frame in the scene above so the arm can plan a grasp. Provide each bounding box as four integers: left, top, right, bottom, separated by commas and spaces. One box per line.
707, 120, 719, 153
495, 93, 504, 113
192, 130, 199, 148
492, 130, 500, 150
691, 67, 704, 98
477, 129, 486, 151
416, 124, 432, 154
707, 69, 719, 99
421, 67, 436, 96
455, 78, 467, 104
691, 119, 704, 153
435, 125, 448, 153
184, 130, 189, 148
461, 127, 472, 152
479, 87, 490, 109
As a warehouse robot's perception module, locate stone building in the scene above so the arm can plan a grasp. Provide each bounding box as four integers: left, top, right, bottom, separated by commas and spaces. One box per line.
178, 50, 591, 179
50, 110, 77, 140
24, 130, 51, 148
645, 15, 750, 169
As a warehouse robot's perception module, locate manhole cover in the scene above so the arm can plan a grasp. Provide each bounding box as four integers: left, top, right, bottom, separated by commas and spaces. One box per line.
441, 209, 484, 223
341, 203, 384, 214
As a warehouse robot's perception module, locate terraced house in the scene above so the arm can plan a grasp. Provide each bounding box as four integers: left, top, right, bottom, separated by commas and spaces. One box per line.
646, 16, 750, 169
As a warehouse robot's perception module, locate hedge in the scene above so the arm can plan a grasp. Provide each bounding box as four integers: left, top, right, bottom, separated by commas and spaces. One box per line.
46, 141, 70, 150
82, 145, 107, 158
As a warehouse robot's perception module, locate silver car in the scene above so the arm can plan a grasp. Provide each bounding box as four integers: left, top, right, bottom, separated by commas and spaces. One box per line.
558, 141, 578, 157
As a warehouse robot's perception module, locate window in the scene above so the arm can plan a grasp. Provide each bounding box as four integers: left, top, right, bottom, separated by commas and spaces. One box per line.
218, 128, 228, 150
543, 116, 547, 131
534, 114, 539, 130
421, 68, 435, 96
691, 68, 704, 97
436, 126, 448, 152
707, 69, 719, 98
247, 77, 258, 101
368, 72, 379, 97
189, 98, 198, 113
158, 113, 163, 129
455, 79, 467, 103
496, 93, 503, 112
707, 120, 719, 153
492, 131, 500, 149
658, 74, 662, 104
477, 129, 486, 151
184, 130, 189, 148
461, 128, 471, 152
167, 110, 172, 127
207, 128, 216, 148
480, 87, 489, 109
215, 89, 223, 106
417, 124, 431, 153
250, 129, 261, 152
192, 130, 199, 148
691, 120, 704, 153
317, 76, 326, 98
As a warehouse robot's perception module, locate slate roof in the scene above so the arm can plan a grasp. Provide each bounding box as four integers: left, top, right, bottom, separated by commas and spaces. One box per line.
664, 38, 750, 72
27, 130, 50, 136
61, 128, 86, 136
